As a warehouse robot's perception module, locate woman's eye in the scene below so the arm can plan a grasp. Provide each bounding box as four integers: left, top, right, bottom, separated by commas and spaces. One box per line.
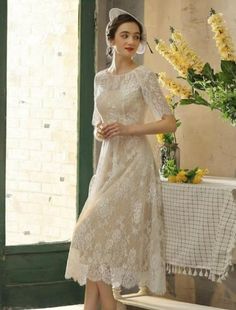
120, 34, 140, 40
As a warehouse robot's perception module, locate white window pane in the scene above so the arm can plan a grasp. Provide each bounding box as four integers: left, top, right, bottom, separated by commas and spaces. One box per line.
6, 0, 79, 245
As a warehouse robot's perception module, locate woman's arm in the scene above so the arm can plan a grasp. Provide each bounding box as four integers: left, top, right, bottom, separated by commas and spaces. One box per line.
128, 114, 177, 135
100, 114, 176, 139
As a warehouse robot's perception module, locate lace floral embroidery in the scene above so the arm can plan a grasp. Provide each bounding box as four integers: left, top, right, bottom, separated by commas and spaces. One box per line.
65, 65, 169, 295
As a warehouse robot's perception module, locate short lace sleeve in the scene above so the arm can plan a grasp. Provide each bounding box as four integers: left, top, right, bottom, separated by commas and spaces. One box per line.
92, 74, 102, 127
137, 67, 172, 120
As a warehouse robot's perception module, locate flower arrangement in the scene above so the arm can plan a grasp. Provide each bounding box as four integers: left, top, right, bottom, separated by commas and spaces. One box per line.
163, 159, 209, 184
156, 95, 181, 176
154, 8, 236, 126
156, 94, 181, 145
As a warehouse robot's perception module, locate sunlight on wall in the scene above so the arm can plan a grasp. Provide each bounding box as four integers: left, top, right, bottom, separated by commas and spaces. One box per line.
6, 0, 79, 245
144, 0, 236, 177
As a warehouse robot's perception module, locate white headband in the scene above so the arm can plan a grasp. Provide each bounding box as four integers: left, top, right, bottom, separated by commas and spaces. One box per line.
106, 8, 147, 54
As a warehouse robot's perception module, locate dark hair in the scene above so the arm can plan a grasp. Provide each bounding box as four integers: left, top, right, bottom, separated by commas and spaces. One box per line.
106, 14, 143, 57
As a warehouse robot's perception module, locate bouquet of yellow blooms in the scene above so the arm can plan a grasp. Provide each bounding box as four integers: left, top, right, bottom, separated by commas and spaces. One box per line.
163, 159, 209, 184
155, 8, 236, 126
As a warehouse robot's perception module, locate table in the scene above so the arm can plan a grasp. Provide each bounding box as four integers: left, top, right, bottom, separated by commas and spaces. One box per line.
161, 176, 236, 282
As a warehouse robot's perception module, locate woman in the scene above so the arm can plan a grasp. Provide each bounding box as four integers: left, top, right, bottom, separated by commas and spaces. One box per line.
65, 8, 176, 310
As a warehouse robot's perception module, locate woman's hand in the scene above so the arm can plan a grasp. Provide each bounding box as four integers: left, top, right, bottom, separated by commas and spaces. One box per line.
94, 122, 105, 141
99, 122, 131, 139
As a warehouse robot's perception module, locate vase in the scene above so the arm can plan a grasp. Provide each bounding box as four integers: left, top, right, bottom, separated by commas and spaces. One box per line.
160, 143, 180, 177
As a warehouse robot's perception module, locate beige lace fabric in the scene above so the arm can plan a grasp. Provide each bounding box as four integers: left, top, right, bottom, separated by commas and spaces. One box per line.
65, 65, 172, 295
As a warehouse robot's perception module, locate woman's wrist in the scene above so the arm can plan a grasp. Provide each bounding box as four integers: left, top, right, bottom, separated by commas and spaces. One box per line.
127, 123, 142, 136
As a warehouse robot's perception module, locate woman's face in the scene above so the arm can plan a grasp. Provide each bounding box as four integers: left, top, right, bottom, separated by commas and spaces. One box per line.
110, 22, 141, 57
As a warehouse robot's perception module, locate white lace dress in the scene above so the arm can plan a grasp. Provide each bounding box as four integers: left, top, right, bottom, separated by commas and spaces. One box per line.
65, 65, 172, 295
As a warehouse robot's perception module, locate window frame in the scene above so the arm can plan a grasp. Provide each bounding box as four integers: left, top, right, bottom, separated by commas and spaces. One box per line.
0, 0, 95, 308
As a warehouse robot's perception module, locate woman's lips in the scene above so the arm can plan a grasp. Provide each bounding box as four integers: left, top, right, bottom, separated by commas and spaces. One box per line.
125, 47, 134, 52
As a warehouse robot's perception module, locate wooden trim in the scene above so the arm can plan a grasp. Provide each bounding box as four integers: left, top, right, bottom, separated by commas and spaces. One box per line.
0, 0, 7, 308
77, 0, 96, 218
5, 251, 71, 285
117, 295, 223, 310
0, 0, 7, 250
4, 281, 83, 309
5, 242, 70, 255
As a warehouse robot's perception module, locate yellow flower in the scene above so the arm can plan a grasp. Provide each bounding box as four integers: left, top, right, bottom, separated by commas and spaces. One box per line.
176, 170, 187, 183
165, 94, 174, 105
156, 133, 164, 145
168, 175, 177, 183
155, 39, 189, 76
192, 168, 208, 183
208, 12, 236, 61
171, 29, 204, 73
158, 72, 192, 99
196, 169, 204, 177
192, 175, 202, 184
196, 168, 209, 177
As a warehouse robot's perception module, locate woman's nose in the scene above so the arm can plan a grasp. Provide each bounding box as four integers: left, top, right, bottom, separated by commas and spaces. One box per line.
127, 36, 135, 44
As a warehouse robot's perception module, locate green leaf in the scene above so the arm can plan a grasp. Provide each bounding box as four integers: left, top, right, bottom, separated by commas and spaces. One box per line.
202, 63, 215, 83
185, 167, 198, 182
215, 71, 233, 84
173, 102, 179, 109
186, 170, 195, 177
192, 83, 206, 90
186, 69, 206, 90
176, 120, 181, 127
193, 93, 210, 106
163, 133, 175, 144
180, 93, 210, 107
221, 60, 236, 79
162, 159, 178, 177
176, 76, 187, 80
179, 98, 196, 105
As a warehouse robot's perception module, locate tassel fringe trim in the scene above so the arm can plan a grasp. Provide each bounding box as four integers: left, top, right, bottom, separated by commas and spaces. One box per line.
165, 263, 235, 282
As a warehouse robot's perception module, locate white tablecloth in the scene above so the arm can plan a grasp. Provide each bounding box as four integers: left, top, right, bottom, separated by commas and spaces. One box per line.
161, 176, 236, 282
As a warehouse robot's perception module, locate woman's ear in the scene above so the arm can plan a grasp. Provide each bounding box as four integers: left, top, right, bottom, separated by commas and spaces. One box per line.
108, 38, 114, 47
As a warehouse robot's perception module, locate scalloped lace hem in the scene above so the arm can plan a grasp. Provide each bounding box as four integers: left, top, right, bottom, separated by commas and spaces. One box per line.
65, 248, 166, 295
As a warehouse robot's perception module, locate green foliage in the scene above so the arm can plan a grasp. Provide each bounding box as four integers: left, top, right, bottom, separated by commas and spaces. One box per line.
185, 167, 199, 183
179, 60, 236, 125
162, 159, 178, 178
163, 133, 175, 144
160, 97, 179, 145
